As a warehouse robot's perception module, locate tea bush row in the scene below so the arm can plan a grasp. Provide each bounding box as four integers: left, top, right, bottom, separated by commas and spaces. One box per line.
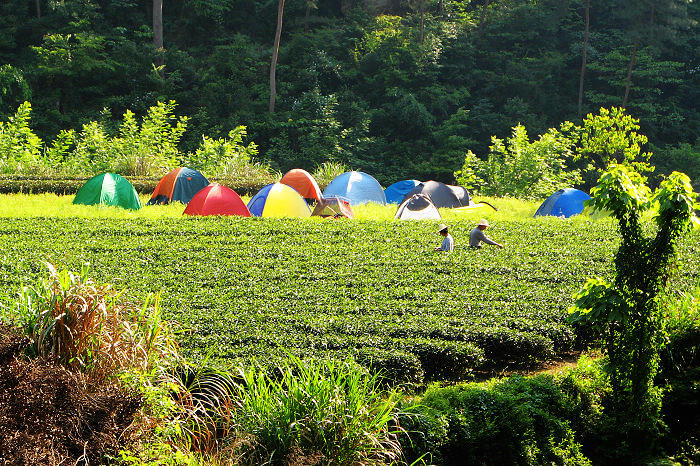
0, 217, 697, 383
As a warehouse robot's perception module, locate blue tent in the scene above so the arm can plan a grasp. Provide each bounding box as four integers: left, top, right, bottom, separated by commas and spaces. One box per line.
534, 188, 591, 218
384, 180, 421, 204
323, 171, 386, 205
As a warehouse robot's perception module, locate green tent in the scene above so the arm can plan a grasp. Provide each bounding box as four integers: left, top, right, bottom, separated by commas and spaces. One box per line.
73, 173, 142, 210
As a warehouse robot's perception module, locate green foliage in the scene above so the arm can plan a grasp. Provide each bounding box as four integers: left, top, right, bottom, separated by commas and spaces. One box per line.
186, 126, 259, 177
110, 101, 188, 176
569, 163, 699, 458
650, 142, 700, 188
575, 107, 653, 185
399, 370, 600, 465
0, 65, 31, 117
459, 123, 581, 199
229, 356, 402, 464
453, 151, 483, 193
0, 102, 43, 174
0, 0, 696, 183
61, 102, 189, 176
311, 160, 349, 189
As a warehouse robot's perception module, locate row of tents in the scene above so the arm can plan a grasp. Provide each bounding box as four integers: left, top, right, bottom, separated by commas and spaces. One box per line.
71, 168, 591, 219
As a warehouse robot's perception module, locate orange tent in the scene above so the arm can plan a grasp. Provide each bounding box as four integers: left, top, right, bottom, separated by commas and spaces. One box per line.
280, 169, 322, 201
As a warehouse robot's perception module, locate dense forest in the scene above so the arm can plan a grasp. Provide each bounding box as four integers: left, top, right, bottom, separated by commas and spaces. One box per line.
0, 0, 698, 184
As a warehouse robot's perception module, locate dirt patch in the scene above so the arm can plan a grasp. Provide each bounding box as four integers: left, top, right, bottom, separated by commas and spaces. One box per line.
0, 324, 142, 465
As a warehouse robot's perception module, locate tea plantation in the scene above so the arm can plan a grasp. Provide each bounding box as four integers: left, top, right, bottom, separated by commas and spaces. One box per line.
1, 217, 698, 383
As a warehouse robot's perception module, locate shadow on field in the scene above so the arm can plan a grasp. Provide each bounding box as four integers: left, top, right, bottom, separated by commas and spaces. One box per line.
0, 324, 141, 465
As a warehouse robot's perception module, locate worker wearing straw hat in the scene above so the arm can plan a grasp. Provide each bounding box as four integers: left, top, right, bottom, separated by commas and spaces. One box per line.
434, 223, 454, 252
469, 219, 503, 249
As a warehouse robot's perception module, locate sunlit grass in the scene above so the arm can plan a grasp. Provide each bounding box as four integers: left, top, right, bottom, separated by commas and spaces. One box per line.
351, 196, 542, 221
0, 193, 185, 218
0, 193, 607, 226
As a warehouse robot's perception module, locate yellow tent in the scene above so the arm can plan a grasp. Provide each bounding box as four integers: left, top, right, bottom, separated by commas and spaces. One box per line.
247, 183, 312, 218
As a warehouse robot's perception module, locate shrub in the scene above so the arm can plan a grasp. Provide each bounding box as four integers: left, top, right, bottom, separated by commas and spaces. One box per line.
0, 102, 43, 174
457, 123, 582, 200
569, 166, 698, 457
399, 372, 594, 465
185, 125, 260, 177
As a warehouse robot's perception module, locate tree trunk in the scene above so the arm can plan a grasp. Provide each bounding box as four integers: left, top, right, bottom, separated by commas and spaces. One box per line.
270, 0, 286, 113
305, 2, 310, 32
478, 0, 491, 37
622, 37, 638, 109
35, 0, 41, 18
153, 0, 164, 67
577, 0, 590, 116
420, 7, 425, 44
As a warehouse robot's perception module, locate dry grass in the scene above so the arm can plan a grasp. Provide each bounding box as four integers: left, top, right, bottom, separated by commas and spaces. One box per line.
15, 263, 180, 382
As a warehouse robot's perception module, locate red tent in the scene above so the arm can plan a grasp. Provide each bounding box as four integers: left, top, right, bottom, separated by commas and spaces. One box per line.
183, 183, 250, 217
280, 169, 322, 201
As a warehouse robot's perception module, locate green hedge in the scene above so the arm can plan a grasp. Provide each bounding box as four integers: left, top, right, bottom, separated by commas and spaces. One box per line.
0, 175, 270, 196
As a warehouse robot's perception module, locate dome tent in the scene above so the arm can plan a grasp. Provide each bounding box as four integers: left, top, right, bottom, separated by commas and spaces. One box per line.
402, 181, 467, 209
280, 169, 322, 201
323, 171, 386, 205
148, 167, 210, 205
448, 185, 471, 206
183, 183, 250, 217
534, 188, 591, 218
247, 183, 312, 218
312, 196, 354, 219
395, 194, 441, 220
384, 179, 421, 204
73, 173, 142, 210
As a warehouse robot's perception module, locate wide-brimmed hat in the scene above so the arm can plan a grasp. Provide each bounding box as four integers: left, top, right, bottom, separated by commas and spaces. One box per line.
477, 219, 490, 227
437, 223, 448, 233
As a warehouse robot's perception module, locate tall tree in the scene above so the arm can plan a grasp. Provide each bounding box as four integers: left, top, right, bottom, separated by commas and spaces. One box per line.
478, 0, 491, 37
616, 0, 690, 108
577, 0, 590, 116
269, 0, 285, 113
153, 0, 163, 67
408, 0, 429, 44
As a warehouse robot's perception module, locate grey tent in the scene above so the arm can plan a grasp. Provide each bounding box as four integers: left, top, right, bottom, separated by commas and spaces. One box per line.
402, 181, 468, 209
395, 194, 442, 220
448, 185, 471, 206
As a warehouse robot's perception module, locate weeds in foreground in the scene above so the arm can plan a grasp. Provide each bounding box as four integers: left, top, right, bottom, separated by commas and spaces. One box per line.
229, 356, 403, 465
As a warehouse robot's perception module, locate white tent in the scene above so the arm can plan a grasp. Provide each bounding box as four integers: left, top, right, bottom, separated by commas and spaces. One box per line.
395, 194, 442, 220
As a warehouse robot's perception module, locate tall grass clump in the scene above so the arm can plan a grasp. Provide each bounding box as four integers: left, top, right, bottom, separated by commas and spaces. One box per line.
229, 356, 402, 464
312, 161, 349, 189
12, 262, 180, 380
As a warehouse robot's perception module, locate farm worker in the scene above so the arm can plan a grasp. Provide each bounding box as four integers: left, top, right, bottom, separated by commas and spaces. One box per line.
469, 219, 504, 249
434, 223, 454, 252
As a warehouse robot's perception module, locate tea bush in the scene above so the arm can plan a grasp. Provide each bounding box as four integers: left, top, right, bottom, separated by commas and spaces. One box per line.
0, 216, 697, 384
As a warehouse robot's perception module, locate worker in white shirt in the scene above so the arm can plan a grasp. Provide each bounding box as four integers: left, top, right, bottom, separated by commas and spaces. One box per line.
434, 223, 454, 252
